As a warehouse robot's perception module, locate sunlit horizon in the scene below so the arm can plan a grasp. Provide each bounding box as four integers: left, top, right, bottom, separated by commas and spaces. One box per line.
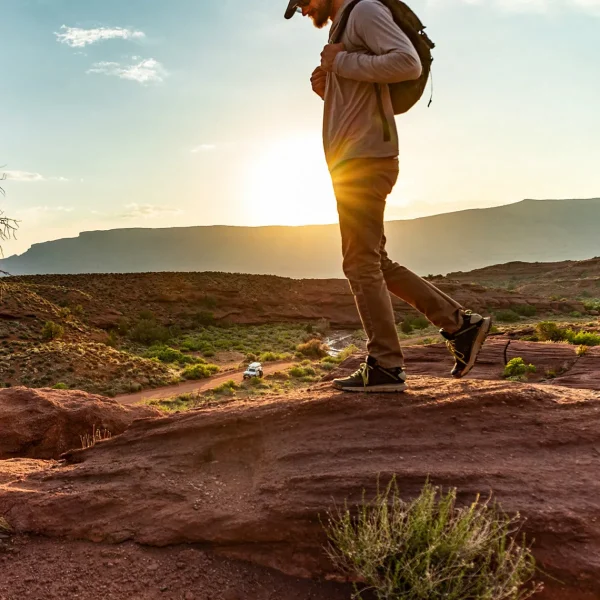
2, 0, 599, 256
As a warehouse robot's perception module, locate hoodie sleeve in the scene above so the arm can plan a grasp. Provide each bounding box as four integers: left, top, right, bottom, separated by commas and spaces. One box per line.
332, 0, 422, 84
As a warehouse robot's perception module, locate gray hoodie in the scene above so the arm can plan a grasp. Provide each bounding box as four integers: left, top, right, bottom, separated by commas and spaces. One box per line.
323, 0, 422, 170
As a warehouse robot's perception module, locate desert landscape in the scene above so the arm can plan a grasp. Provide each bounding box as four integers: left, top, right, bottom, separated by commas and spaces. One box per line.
1, 257, 600, 599
3, 0, 599, 596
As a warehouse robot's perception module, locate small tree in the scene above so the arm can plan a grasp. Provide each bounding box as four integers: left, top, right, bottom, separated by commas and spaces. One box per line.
0, 169, 19, 261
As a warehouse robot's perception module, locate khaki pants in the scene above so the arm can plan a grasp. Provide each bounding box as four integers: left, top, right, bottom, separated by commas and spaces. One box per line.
331, 157, 464, 369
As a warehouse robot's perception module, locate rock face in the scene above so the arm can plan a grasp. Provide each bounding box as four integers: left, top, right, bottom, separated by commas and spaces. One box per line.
0, 387, 159, 460
1, 379, 599, 599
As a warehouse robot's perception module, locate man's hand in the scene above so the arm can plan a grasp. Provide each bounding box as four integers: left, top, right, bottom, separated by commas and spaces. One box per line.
320, 43, 345, 72
311, 66, 327, 100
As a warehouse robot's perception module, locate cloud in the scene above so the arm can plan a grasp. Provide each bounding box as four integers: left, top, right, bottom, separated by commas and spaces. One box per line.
191, 144, 217, 153
55, 25, 145, 48
4, 171, 70, 182
87, 58, 167, 84
118, 203, 183, 218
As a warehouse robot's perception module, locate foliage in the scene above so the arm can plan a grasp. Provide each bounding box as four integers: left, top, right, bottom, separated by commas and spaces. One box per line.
494, 310, 521, 323
503, 358, 536, 381
536, 322, 600, 346
181, 362, 219, 380
324, 479, 540, 600
80, 425, 112, 449
297, 338, 329, 359
41, 321, 64, 341
512, 305, 537, 317
128, 318, 173, 345
144, 345, 201, 365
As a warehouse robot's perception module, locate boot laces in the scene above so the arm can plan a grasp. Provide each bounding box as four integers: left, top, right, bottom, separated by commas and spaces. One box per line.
350, 362, 372, 386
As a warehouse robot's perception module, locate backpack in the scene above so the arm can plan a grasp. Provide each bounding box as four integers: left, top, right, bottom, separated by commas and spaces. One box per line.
331, 0, 435, 117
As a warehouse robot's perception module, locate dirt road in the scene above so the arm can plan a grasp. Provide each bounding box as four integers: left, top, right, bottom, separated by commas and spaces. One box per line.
117, 361, 295, 406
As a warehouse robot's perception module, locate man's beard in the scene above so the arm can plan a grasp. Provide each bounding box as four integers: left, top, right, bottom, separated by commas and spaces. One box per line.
312, 0, 334, 28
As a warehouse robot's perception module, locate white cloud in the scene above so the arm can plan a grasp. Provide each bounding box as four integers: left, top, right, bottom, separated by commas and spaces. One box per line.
191, 144, 217, 153
4, 171, 70, 183
55, 25, 145, 48
87, 58, 167, 84
119, 203, 183, 218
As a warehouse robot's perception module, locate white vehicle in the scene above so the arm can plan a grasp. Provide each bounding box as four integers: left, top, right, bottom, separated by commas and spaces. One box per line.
243, 362, 264, 379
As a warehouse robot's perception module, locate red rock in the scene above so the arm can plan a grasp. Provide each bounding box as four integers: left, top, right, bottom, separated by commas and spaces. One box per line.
0, 387, 159, 460
0, 380, 599, 599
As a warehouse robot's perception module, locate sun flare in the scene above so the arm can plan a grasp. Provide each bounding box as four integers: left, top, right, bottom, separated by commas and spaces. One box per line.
242, 135, 338, 227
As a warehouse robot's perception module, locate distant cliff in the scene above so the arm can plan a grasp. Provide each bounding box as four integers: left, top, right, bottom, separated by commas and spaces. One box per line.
2, 198, 600, 277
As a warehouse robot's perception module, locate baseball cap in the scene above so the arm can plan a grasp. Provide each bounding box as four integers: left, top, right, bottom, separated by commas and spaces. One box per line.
284, 0, 302, 19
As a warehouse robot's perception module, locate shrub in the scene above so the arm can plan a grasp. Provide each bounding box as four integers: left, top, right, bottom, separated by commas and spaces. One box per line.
535, 321, 565, 342
338, 344, 360, 361
42, 321, 64, 341
258, 351, 280, 362
565, 329, 600, 346
503, 358, 536, 380
577, 345, 589, 356
494, 310, 520, 323
400, 320, 413, 334
129, 319, 172, 345
213, 380, 238, 396
182, 363, 219, 380
324, 479, 539, 600
289, 365, 317, 378
297, 338, 329, 359
192, 311, 215, 326
53, 382, 69, 390
513, 305, 537, 317
145, 345, 198, 365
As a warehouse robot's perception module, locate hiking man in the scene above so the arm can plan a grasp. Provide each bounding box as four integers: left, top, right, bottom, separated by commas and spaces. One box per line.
284, 0, 492, 392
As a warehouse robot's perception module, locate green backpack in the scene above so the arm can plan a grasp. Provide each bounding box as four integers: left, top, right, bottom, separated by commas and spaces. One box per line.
331, 0, 435, 133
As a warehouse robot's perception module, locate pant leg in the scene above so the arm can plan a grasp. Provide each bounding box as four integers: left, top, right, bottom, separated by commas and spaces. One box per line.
379, 233, 464, 333
331, 157, 404, 369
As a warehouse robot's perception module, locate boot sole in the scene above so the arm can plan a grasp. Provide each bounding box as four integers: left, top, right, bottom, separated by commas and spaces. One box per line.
333, 382, 408, 393
453, 317, 492, 378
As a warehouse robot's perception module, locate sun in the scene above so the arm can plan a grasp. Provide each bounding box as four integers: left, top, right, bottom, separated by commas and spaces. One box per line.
242, 135, 338, 227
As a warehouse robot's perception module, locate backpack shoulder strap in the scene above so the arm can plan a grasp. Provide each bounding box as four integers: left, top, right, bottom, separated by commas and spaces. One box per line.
330, 0, 363, 44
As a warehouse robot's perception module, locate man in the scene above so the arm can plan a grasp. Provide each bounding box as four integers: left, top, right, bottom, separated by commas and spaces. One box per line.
284, 0, 491, 392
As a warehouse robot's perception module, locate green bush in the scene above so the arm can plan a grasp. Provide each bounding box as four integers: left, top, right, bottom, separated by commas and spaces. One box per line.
400, 320, 413, 334
258, 351, 282, 362
182, 363, 219, 380
213, 380, 238, 396
53, 382, 69, 390
503, 358, 536, 380
42, 321, 64, 341
129, 319, 172, 345
494, 310, 520, 323
535, 321, 565, 342
145, 345, 199, 365
191, 311, 215, 326
513, 305, 537, 317
289, 365, 317, 378
564, 329, 600, 346
324, 479, 539, 600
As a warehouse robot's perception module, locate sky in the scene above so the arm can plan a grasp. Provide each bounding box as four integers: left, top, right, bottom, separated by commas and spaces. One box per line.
1, 0, 599, 256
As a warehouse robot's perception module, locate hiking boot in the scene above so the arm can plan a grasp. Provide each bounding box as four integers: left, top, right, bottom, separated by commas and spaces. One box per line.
440, 311, 492, 378
333, 355, 407, 393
